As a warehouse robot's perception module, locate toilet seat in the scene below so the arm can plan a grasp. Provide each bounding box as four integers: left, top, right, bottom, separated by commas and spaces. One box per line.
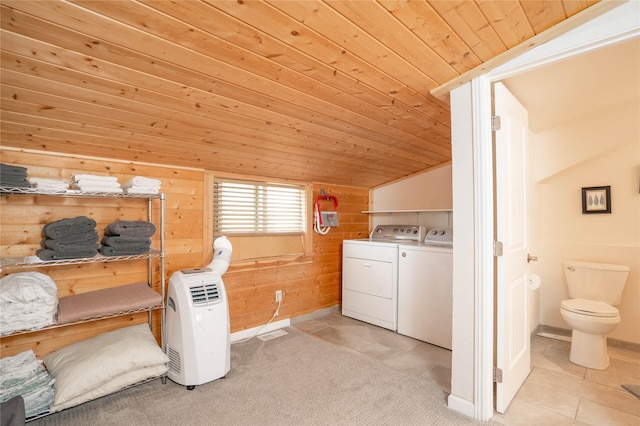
561, 298, 618, 318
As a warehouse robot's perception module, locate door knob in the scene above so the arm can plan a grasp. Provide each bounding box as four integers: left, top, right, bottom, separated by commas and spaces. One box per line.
527, 253, 538, 263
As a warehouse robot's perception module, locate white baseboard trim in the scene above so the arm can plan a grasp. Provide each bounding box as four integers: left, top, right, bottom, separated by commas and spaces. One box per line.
230, 318, 290, 344
447, 394, 476, 419
537, 332, 571, 342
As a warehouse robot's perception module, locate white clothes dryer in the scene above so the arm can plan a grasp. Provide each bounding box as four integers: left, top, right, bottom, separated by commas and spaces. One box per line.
342, 225, 425, 331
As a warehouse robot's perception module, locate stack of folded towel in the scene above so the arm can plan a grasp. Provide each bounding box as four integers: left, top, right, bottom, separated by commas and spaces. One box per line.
28, 177, 69, 191
100, 220, 156, 256
0, 163, 29, 188
71, 173, 122, 193
122, 176, 161, 194
0, 350, 55, 418
36, 216, 100, 260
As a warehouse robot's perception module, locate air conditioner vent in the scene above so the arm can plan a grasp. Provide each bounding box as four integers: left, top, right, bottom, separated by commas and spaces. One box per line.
167, 346, 181, 374
190, 282, 220, 305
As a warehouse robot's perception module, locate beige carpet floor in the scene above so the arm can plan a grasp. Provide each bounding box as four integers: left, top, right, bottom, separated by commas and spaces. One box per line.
31, 327, 495, 425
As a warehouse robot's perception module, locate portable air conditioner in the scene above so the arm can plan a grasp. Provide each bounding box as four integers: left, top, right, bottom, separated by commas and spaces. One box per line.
165, 267, 230, 389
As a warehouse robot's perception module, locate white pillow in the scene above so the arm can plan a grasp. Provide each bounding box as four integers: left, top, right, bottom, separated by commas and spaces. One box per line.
44, 323, 169, 411
49, 364, 167, 412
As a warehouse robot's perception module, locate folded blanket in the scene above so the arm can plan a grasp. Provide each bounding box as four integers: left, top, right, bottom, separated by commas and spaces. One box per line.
41, 229, 98, 245
42, 216, 97, 239
105, 221, 156, 238
99, 245, 149, 256
56, 282, 162, 323
36, 248, 98, 261
0, 163, 28, 176
0, 272, 58, 335
0, 351, 55, 418
43, 239, 100, 252
101, 236, 151, 246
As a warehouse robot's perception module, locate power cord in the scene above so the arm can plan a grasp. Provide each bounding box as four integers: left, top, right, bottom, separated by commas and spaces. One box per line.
232, 298, 282, 344
313, 207, 331, 235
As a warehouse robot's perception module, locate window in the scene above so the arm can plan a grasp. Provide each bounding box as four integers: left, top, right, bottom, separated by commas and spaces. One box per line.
212, 177, 310, 261
213, 178, 306, 235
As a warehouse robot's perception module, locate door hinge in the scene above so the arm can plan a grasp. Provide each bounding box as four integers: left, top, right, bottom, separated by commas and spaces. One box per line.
494, 366, 503, 383
493, 241, 503, 257
491, 115, 501, 131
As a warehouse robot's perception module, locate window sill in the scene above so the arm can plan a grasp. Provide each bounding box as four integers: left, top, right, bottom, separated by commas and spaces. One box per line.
226, 254, 313, 273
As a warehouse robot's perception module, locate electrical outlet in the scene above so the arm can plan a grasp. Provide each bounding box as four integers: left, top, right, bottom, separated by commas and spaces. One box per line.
275, 290, 283, 302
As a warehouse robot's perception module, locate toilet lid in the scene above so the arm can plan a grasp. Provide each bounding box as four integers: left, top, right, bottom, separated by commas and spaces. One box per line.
561, 298, 618, 317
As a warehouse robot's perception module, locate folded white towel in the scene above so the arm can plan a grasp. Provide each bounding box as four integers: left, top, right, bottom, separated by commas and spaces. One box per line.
125, 186, 160, 194
32, 183, 68, 190
124, 176, 161, 188
71, 185, 123, 193
29, 177, 68, 185
122, 183, 161, 191
71, 179, 120, 188
72, 174, 118, 183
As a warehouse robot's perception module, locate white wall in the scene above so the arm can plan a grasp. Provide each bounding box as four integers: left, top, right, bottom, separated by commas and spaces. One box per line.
371, 164, 452, 210
369, 164, 452, 230
447, 82, 479, 417
530, 99, 640, 344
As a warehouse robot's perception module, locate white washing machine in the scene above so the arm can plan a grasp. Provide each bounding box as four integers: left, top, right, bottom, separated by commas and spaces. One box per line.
398, 228, 453, 349
342, 225, 425, 331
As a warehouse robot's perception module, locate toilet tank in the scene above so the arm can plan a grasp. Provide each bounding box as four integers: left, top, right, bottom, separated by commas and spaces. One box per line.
563, 260, 630, 305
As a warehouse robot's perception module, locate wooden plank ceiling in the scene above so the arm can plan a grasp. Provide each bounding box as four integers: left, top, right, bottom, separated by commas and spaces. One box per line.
0, 0, 598, 188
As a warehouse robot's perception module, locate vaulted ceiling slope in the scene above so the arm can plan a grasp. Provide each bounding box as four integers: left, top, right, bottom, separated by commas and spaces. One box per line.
0, 0, 598, 188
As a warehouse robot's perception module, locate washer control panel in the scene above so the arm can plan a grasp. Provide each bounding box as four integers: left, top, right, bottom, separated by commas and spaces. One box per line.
424, 227, 453, 245
369, 225, 426, 242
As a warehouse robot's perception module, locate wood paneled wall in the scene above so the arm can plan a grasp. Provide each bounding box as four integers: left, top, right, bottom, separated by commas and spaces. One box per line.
0, 149, 369, 358
223, 183, 370, 332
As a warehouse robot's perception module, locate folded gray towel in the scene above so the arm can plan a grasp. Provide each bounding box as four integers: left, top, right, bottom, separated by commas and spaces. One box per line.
101, 236, 151, 246
99, 245, 149, 256
0, 176, 30, 187
43, 216, 97, 239
105, 220, 156, 238
43, 239, 101, 252
41, 229, 99, 246
0, 163, 28, 175
36, 247, 98, 261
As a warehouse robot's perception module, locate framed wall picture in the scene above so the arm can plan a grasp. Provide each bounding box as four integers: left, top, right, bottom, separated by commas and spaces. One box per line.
582, 186, 611, 214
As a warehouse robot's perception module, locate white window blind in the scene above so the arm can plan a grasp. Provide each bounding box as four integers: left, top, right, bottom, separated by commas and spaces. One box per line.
213, 178, 306, 235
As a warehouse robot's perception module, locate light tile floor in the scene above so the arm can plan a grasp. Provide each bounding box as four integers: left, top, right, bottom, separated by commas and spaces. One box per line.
293, 311, 640, 425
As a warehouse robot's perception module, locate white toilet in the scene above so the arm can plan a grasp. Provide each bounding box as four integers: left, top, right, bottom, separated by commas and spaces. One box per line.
560, 260, 630, 370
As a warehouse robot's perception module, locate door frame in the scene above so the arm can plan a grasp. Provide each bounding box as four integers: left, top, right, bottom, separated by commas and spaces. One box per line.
445, 2, 639, 420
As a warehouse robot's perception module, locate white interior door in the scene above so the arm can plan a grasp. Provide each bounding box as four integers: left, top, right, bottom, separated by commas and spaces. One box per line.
494, 82, 531, 413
